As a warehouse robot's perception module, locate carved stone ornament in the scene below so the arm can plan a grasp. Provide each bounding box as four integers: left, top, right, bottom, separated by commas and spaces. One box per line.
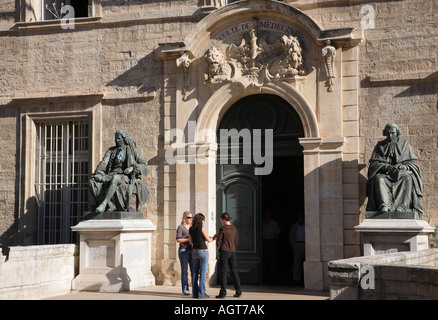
204, 46, 233, 84
322, 40, 336, 92
176, 52, 192, 99
204, 26, 305, 88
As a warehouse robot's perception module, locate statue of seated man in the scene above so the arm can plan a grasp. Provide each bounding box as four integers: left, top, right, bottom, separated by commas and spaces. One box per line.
366, 123, 423, 214
89, 130, 149, 213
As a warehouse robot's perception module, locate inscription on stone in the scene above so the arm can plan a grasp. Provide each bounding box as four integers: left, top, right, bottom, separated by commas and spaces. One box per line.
373, 243, 409, 255
215, 20, 303, 41
88, 242, 115, 268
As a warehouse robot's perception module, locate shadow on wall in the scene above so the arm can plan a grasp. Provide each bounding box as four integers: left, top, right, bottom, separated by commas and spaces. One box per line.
106, 52, 159, 94
360, 72, 438, 98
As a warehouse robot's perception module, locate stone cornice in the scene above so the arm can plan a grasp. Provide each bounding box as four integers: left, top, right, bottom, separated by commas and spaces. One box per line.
9, 93, 104, 106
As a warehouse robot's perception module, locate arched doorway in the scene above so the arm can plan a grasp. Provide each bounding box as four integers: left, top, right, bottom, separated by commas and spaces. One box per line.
216, 94, 304, 285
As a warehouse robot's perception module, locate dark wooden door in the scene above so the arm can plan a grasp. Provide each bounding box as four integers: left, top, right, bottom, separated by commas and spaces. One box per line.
217, 164, 262, 284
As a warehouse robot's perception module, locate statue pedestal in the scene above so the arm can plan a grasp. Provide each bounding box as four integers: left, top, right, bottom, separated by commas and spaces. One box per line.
71, 215, 156, 292
355, 218, 435, 256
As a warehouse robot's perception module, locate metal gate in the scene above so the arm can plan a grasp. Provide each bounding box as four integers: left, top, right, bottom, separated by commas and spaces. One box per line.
35, 120, 90, 244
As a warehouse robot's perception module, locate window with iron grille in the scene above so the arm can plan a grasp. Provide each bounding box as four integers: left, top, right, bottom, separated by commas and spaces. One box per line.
35, 120, 90, 244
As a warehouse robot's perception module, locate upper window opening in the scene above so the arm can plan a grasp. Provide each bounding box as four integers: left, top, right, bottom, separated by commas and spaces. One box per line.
43, 0, 89, 21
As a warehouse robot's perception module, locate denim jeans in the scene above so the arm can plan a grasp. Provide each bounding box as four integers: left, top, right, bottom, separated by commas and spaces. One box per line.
192, 250, 209, 298
178, 248, 193, 294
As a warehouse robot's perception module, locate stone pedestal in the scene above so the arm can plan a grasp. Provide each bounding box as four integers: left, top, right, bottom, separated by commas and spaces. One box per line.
355, 218, 435, 256
71, 215, 156, 292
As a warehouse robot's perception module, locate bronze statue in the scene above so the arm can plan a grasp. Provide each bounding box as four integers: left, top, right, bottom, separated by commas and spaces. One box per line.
89, 130, 149, 213
366, 123, 423, 215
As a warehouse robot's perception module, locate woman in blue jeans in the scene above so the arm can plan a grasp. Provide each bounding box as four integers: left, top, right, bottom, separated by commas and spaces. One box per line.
189, 213, 215, 299
176, 211, 193, 295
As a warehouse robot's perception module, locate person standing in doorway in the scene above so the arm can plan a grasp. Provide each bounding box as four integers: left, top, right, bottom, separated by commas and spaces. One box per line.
289, 213, 305, 285
176, 211, 193, 295
262, 210, 281, 283
189, 213, 215, 299
215, 212, 242, 299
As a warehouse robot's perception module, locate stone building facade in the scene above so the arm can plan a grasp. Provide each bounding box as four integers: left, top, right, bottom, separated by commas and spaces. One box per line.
0, 0, 437, 291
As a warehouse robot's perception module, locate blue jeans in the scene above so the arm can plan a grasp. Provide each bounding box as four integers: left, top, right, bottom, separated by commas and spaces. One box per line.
178, 249, 193, 294
192, 250, 209, 298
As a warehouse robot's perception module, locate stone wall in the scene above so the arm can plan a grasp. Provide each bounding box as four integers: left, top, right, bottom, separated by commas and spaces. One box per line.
0, 107, 18, 244
0, 0, 15, 29
0, 244, 78, 299
329, 248, 438, 300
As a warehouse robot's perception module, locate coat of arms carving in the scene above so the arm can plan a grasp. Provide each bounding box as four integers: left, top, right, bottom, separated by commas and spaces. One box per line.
204, 26, 305, 88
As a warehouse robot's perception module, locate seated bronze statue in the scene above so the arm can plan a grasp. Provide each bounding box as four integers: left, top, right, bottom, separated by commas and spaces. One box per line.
89, 130, 149, 213
366, 123, 423, 215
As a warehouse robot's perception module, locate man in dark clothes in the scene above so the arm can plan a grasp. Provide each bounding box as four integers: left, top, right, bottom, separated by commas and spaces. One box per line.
366, 123, 423, 214
215, 212, 242, 299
